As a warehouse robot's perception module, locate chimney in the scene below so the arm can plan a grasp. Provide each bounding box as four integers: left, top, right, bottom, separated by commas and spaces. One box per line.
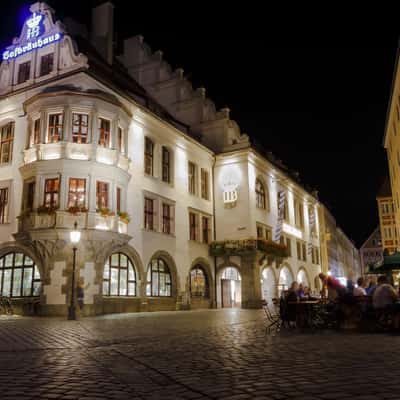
91, 2, 114, 64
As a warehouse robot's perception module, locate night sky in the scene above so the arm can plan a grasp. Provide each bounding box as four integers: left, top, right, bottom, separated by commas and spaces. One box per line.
0, 1, 398, 247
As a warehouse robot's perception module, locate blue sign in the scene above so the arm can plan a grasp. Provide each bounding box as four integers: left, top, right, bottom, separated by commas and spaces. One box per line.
2, 12, 62, 61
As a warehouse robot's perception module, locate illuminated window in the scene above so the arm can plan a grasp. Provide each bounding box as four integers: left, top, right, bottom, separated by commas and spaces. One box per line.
40, 53, 54, 76
0, 252, 41, 297
188, 162, 197, 194
146, 258, 172, 297
144, 197, 154, 230
17, 61, 30, 84
162, 146, 170, 183
144, 137, 154, 175
96, 181, 109, 209
68, 178, 86, 208
256, 179, 266, 209
98, 118, 110, 147
72, 113, 89, 144
44, 178, 59, 208
103, 253, 136, 297
48, 113, 63, 143
190, 267, 208, 297
0, 122, 14, 164
201, 169, 209, 200
31, 119, 40, 146
0, 188, 9, 224
294, 199, 304, 228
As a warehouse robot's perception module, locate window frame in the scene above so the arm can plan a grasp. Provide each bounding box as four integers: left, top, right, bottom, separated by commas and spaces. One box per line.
103, 253, 136, 297
146, 258, 172, 297
162, 146, 171, 183
96, 181, 109, 210
255, 179, 266, 209
98, 117, 111, 148
144, 137, 154, 176
72, 113, 89, 144
17, 61, 31, 84
44, 177, 60, 209
68, 178, 87, 208
188, 161, 197, 195
201, 168, 209, 200
190, 266, 209, 298
144, 197, 155, 231
39, 53, 54, 77
0, 187, 9, 224
47, 113, 63, 143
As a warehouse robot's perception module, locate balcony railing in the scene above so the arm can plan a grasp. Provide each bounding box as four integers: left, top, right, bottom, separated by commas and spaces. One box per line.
23, 143, 130, 171
17, 209, 129, 234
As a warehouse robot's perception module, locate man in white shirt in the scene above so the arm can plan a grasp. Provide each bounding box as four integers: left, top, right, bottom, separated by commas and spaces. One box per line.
353, 277, 367, 296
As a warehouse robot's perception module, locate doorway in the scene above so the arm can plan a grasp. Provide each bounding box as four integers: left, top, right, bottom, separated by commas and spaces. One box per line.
221, 267, 241, 308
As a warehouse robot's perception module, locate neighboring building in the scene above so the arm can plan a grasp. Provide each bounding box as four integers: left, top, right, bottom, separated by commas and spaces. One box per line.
376, 177, 398, 254
0, 2, 355, 315
319, 206, 362, 280
360, 227, 383, 275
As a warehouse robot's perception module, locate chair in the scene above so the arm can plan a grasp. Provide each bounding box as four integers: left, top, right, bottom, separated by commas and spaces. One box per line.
263, 302, 281, 334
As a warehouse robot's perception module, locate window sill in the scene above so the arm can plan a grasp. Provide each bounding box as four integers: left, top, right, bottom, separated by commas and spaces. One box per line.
142, 228, 176, 238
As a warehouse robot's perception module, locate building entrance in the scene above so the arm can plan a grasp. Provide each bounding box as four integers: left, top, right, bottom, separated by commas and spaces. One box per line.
221, 267, 241, 308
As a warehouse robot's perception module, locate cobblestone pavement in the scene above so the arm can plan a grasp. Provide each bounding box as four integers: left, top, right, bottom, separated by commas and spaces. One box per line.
0, 309, 399, 399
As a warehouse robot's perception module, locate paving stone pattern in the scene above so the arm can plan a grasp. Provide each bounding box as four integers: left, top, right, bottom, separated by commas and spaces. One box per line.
0, 310, 398, 399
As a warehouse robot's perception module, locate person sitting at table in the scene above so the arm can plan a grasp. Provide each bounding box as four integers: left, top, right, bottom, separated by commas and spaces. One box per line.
353, 277, 367, 296
319, 273, 346, 301
373, 275, 400, 329
286, 281, 299, 328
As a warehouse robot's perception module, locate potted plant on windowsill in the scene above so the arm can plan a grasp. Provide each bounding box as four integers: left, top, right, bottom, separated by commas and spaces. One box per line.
67, 206, 88, 215
117, 211, 130, 224
96, 207, 115, 217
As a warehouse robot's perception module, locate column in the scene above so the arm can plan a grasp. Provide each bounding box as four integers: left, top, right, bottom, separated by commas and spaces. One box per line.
240, 253, 263, 309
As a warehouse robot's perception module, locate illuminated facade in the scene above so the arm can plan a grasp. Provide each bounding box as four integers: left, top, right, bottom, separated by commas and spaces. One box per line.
376, 177, 398, 254
360, 227, 383, 275
0, 2, 357, 315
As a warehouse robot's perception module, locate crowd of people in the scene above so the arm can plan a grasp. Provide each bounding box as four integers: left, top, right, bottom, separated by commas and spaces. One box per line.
280, 272, 400, 330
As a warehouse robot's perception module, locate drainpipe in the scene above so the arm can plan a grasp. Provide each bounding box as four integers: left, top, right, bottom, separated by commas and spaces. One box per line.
212, 155, 217, 308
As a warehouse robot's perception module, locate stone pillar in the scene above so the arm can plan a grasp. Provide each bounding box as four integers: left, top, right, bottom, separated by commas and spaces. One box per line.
240, 253, 263, 309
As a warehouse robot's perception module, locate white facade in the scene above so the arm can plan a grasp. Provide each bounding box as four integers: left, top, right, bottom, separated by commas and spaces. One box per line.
0, 2, 328, 315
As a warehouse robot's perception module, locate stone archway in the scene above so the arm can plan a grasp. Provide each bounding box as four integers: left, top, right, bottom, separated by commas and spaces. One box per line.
261, 266, 277, 306
189, 257, 214, 309
278, 264, 294, 297
297, 268, 310, 288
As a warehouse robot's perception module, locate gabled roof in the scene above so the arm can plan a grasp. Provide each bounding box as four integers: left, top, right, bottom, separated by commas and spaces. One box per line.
360, 226, 381, 249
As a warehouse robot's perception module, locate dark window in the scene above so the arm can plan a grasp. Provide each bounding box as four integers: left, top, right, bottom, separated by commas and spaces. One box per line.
116, 187, 121, 213
48, 114, 63, 143
144, 137, 154, 175
96, 181, 109, 209
17, 61, 30, 84
40, 53, 54, 76
0, 123, 14, 164
202, 216, 210, 244
256, 179, 266, 209
0, 188, 8, 224
117, 127, 123, 153
68, 178, 86, 208
190, 267, 208, 297
189, 212, 198, 241
146, 258, 171, 297
162, 203, 173, 234
257, 225, 264, 238
302, 243, 307, 262
44, 178, 59, 208
72, 113, 89, 144
201, 169, 209, 200
144, 198, 154, 230
103, 253, 136, 296
26, 181, 35, 211
188, 162, 196, 194
162, 146, 170, 183
0, 252, 41, 297
98, 118, 110, 147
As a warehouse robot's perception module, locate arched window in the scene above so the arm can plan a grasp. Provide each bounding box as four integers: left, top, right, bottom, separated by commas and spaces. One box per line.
0, 252, 41, 297
103, 253, 136, 296
190, 266, 208, 297
146, 258, 171, 297
255, 179, 266, 209
297, 269, 309, 287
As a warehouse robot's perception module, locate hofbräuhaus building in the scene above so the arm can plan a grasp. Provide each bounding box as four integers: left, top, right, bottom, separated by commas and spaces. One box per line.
0, 2, 332, 316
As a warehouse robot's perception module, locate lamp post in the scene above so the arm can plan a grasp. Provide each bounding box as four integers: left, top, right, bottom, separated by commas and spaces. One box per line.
68, 222, 81, 320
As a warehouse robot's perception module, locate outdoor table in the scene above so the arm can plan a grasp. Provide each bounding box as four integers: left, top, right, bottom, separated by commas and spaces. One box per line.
288, 300, 320, 328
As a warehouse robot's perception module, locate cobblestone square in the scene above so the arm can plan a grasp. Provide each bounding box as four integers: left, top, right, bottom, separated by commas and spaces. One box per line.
0, 309, 398, 399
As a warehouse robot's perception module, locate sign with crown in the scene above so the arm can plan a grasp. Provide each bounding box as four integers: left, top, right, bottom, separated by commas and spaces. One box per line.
2, 4, 62, 61
223, 181, 238, 207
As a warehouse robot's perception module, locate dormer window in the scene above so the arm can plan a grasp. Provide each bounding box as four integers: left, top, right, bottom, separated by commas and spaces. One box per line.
17, 61, 31, 84
98, 118, 110, 148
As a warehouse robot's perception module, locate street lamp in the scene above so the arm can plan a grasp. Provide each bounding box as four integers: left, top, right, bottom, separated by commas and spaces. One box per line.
68, 221, 81, 320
